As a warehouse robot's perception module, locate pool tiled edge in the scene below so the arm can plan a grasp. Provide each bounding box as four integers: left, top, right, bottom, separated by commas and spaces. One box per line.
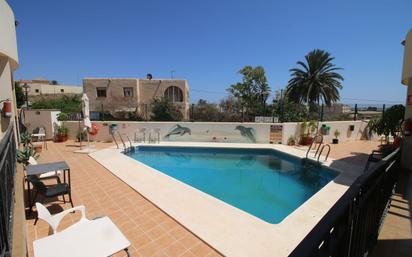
89, 142, 361, 257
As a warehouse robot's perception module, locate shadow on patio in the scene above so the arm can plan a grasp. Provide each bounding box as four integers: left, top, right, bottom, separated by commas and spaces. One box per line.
371, 169, 412, 257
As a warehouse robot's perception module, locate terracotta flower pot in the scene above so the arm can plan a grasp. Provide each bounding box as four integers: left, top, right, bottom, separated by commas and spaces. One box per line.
55, 134, 68, 142
300, 136, 313, 146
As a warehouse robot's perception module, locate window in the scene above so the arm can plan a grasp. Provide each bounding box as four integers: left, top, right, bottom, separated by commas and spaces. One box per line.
35, 89, 39, 93
123, 87, 133, 97
60, 89, 64, 93
96, 87, 107, 97
164, 86, 183, 102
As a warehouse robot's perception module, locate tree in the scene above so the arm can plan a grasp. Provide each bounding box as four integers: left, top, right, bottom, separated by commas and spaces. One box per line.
51, 80, 59, 85
192, 99, 220, 121
272, 97, 308, 122
14, 82, 25, 108
368, 104, 405, 143
285, 49, 343, 107
227, 65, 271, 119
218, 96, 242, 122
150, 98, 183, 121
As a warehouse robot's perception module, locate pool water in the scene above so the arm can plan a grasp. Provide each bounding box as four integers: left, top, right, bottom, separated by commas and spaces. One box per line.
126, 146, 338, 223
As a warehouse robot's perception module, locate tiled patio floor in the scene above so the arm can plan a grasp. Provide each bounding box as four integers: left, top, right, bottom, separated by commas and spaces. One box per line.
26, 141, 222, 257
25, 139, 382, 257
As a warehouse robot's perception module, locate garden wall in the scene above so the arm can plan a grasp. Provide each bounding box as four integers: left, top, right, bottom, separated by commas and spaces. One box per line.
65, 120, 369, 145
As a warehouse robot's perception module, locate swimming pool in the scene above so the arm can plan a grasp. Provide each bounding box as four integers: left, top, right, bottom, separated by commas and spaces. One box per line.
125, 146, 338, 223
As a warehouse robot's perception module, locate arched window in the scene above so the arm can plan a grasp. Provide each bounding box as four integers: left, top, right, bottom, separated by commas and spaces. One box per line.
164, 86, 183, 102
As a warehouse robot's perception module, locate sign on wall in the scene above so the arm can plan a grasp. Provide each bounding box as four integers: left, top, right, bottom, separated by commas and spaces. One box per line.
255, 116, 279, 123
269, 125, 283, 144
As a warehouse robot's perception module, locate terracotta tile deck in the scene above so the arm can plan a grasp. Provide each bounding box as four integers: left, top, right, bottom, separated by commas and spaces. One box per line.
25, 139, 389, 257
25, 141, 222, 257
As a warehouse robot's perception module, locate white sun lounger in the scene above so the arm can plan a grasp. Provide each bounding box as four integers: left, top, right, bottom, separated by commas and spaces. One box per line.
33, 203, 131, 257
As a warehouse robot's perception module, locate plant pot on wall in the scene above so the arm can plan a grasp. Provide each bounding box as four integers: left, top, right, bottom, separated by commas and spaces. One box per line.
300, 136, 313, 146
349, 125, 355, 131
55, 134, 68, 142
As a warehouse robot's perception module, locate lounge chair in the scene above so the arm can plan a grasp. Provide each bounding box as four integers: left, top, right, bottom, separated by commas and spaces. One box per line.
33, 203, 131, 257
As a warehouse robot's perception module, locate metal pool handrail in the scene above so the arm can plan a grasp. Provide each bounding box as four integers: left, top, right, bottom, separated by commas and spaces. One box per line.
316, 144, 331, 162
305, 134, 324, 159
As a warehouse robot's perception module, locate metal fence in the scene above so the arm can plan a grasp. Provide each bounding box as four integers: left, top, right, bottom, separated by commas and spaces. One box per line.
289, 148, 401, 257
0, 126, 16, 257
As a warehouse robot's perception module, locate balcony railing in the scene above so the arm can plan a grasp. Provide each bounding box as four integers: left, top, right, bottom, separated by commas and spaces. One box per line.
0, 126, 16, 257
289, 147, 401, 257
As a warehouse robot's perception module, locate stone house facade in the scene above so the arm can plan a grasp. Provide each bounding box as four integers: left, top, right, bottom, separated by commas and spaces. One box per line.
83, 78, 190, 120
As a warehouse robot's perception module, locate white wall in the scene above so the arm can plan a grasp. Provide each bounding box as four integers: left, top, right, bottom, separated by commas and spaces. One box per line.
65, 120, 369, 145
0, 0, 18, 70
24, 109, 61, 139
401, 29, 412, 171
0, 0, 18, 140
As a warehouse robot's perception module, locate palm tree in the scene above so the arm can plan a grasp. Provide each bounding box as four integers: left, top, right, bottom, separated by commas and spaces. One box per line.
285, 49, 343, 107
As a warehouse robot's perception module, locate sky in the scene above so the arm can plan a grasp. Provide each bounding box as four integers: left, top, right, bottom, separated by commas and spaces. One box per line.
8, 0, 412, 104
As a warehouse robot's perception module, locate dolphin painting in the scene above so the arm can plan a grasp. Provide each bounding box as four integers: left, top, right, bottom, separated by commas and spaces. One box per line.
235, 125, 256, 143
164, 124, 191, 138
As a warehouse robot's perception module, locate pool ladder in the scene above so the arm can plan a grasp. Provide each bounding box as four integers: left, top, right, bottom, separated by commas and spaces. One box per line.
111, 131, 134, 153
304, 134, 331, 163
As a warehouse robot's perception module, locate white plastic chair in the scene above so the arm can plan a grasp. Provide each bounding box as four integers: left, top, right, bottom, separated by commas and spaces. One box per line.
33, 203, 131, 257
28, 156, 62, 181
35, 202, 88, 234
135, 128, 146, 142
149, 128, 161, 143
32, 127, 47, 149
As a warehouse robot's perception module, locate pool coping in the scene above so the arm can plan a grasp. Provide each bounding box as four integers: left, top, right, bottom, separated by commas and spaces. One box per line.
89, 142, 363, 257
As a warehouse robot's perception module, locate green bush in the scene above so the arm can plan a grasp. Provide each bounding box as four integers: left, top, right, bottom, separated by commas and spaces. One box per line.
150, 98, 183, 121
31, 95, 82, 113
368, 104, 405, 143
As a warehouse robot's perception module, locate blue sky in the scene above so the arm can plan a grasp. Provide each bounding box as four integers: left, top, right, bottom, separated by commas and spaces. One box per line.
8, 0, 412, 104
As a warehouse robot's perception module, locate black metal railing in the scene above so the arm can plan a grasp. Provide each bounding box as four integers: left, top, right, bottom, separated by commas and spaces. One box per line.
0, 126, 17, 257
289, 148, 401, 257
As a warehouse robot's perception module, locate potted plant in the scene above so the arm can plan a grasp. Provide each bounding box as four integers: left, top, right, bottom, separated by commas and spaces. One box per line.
17, 147, 39, 166
320, 124, 331, 135
287, 136, 296, 146
300, 120, 317, 145
333, 129, 340, 144
55, 112, 69, 142
76, 128, 87, 142
16, 132, 39, 166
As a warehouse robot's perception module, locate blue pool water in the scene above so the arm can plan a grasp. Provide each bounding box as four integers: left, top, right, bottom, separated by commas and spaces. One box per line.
125, 146, 338, 223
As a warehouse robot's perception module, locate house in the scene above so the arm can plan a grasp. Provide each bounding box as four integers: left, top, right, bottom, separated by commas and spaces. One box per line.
0, 1, 26, 256
401, 28, 412, 171
16, 79, 82, 96
322, 103, 352, 118
83, 76, 190, 120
